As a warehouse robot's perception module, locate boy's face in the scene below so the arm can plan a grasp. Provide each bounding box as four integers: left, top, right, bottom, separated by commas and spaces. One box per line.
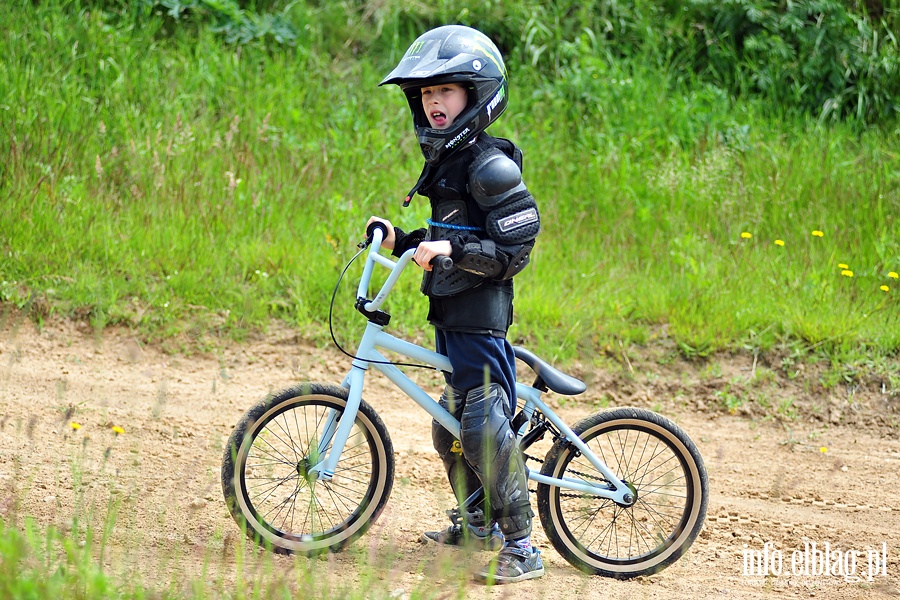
421, 83, 468, 130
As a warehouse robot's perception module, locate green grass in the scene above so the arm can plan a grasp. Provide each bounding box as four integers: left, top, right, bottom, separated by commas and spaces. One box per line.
0, 515, 470, 600
1, 0, 898, 366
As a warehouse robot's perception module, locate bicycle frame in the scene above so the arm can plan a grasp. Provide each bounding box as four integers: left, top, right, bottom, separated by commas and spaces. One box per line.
311, 228, 634, 505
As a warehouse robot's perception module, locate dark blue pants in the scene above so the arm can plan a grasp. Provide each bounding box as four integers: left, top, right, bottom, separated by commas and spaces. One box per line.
434, 329, 517, 407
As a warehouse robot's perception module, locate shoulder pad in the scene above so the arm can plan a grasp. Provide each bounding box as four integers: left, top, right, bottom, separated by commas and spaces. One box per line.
469, 152, 526, 209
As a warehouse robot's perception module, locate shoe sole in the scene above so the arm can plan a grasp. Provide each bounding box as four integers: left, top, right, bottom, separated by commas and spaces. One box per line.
473, 566, 545, 584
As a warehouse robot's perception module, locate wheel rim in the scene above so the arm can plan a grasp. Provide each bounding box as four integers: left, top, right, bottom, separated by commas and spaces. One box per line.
234, 396, 383, 551
550, 419, 700, 570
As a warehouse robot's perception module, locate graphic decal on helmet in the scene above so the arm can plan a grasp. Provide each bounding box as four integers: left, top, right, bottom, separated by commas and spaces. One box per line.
405, 39, 426, 57
444, 127, 472, 150
486, 87, 505, 119
469, 37, 505, 76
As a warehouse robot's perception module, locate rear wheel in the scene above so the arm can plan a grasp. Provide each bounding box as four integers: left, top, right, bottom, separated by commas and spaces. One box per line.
536, 407, 708, 578
222, 383, 394, 555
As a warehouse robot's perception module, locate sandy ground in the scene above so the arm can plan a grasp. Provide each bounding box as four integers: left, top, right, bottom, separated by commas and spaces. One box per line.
1, 314, 899, 599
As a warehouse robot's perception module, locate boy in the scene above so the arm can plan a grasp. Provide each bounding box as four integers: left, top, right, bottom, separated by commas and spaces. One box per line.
368, 25, 542, 584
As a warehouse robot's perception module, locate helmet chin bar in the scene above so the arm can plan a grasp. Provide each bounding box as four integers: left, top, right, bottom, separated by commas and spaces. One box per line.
417, 124, 475, 165
412, 98, 501, 166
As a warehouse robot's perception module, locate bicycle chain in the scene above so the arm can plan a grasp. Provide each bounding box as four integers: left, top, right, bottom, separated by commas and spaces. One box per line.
524, 452, 613, 500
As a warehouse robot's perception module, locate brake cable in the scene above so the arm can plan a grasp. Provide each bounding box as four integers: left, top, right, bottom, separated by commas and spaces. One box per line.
328, 242, 442, 371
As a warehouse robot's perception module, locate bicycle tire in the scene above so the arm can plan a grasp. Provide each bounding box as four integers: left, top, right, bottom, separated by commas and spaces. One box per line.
536, 407, 708, 578
221, 382, 394, 555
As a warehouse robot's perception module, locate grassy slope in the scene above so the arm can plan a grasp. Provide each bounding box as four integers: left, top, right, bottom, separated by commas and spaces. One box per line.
1, 2, 898, 373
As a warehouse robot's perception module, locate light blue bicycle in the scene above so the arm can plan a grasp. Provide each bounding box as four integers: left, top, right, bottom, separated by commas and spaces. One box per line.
221, 223, 709, 578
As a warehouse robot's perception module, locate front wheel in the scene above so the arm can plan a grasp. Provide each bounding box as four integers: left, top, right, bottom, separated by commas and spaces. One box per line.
221, 383, 394, 555
536, 407, 708, 578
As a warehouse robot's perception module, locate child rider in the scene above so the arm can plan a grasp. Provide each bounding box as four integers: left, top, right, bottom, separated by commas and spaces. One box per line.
366, 25, 543, 584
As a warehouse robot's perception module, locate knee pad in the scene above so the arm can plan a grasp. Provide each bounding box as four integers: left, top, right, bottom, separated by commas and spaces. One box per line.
493, 500, 534, 540
458, 383, 513, 467
458, 383, 533, 539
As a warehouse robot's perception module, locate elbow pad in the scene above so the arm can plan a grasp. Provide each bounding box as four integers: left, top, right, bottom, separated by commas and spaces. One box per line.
454, 239, 534, 281
455, 240, 504, 278
469, 151, 540, 246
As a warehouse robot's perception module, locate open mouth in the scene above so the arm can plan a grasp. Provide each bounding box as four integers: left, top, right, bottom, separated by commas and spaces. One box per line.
430, 111, 447, 127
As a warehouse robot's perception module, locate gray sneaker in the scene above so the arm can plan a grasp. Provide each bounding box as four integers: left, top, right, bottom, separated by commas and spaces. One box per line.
474, 543, 545, 584
420, 523, 505, 551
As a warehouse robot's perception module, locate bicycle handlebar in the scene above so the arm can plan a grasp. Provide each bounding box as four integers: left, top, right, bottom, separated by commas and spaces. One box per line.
364, 221, 390, 248
358, 223, 453, 314
430, 255, 454, 270
364, 221, 453, 269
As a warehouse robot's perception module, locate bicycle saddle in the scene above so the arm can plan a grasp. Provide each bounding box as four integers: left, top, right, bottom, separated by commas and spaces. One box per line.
513, 346, 587, 396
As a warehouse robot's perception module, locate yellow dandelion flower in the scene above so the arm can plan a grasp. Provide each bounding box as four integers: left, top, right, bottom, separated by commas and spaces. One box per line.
841, 270, 853, 277
838, 263, 849, 270
111, 425, 125, 435
819, 446, 827, 453
890, 272, 899, 279
774, 239, 785, 246
812, 230, 824, 237
70, 422, 82, 431
740, 232, 752, 239
881, 285, 890, 292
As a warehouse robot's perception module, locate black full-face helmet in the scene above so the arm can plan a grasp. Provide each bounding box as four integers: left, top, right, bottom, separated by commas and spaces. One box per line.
380, 25, 508, 166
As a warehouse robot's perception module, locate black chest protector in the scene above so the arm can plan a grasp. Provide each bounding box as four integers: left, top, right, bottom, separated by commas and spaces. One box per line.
419, 136, 523, 298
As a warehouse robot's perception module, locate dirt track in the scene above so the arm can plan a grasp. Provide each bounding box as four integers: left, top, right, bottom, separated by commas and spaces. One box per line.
1, 315, 899, 599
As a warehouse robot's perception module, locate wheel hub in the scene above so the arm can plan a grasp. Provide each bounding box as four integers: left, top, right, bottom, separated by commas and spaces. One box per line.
296, 457, 317, 484
616, 481, 638, 508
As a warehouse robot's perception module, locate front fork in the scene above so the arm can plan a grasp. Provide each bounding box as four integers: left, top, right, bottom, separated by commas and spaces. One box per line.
309, 368, 365, 481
